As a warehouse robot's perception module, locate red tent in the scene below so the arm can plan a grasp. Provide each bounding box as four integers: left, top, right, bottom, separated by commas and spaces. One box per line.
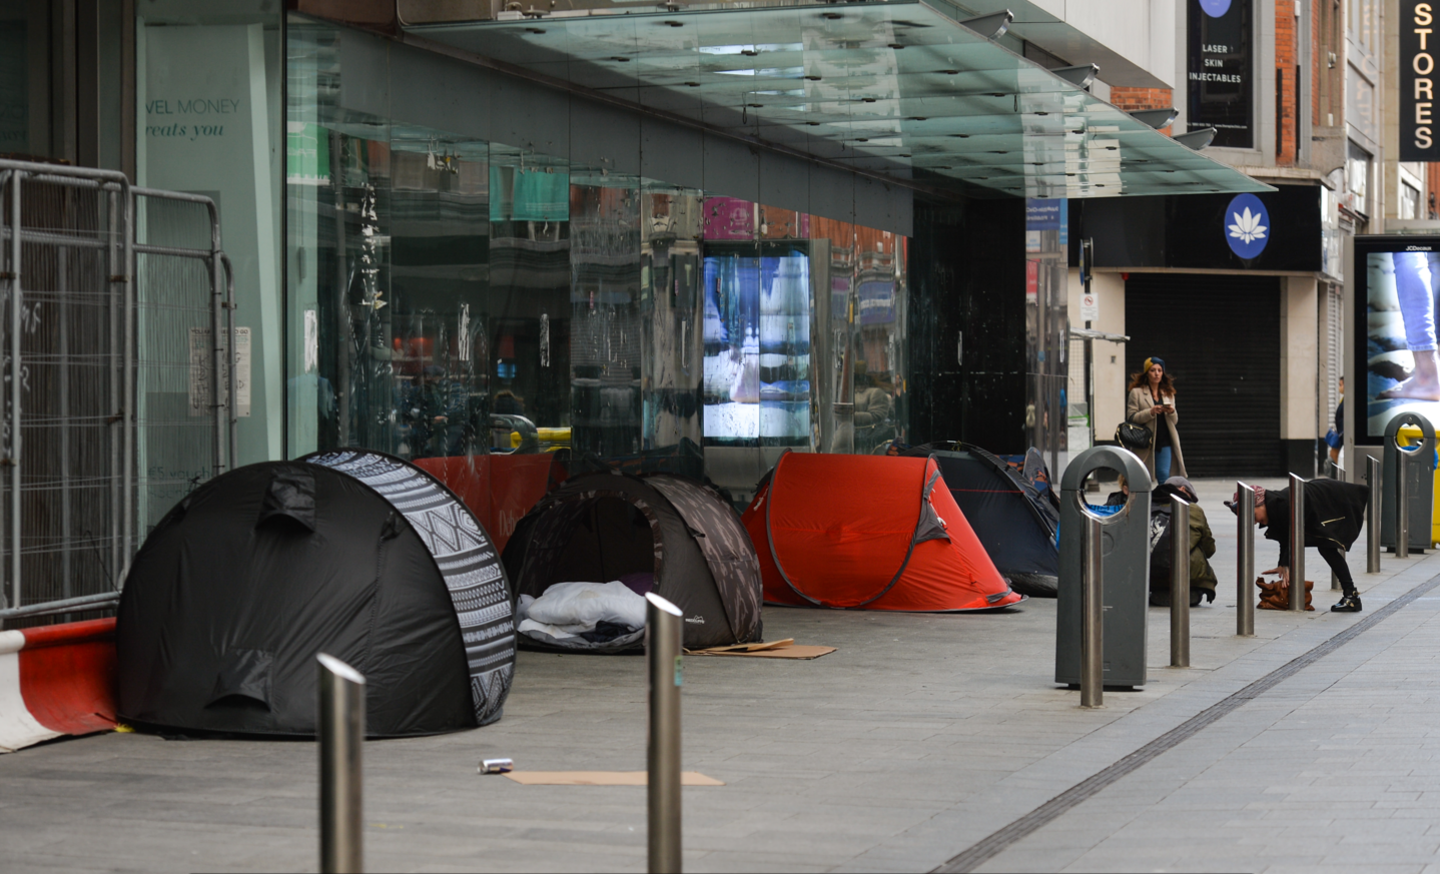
412, 454, 566, 552
743, 452, 1023, 611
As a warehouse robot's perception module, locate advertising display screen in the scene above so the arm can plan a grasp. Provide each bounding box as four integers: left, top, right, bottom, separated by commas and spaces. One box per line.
702, 244, 812, 445
1355, 235, 1440, 444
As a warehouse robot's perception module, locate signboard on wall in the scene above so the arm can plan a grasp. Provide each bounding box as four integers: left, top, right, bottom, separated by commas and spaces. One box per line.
1187, 0, 1253, 149
1400, 0, 1440, 160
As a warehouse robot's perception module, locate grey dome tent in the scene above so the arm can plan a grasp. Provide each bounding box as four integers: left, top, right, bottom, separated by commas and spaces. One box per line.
503, 472, 763, 651
116, 450, 514, 737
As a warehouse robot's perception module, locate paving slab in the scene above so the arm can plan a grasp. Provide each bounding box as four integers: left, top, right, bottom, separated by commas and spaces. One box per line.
3, 476, 1438, 872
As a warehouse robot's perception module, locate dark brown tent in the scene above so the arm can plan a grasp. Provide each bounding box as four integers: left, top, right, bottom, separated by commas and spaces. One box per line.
503, 472, 763, 651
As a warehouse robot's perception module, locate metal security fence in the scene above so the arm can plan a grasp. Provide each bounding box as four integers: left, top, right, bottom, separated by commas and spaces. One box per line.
0, 159, 235, 625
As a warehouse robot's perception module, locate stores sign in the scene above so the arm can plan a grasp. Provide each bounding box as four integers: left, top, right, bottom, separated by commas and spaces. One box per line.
1401, 1, 1440, 160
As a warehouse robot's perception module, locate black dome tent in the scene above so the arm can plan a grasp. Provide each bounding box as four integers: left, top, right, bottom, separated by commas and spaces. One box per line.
503, 472, 763, 651
904, 444, 1061, 597
116, 450, 514, 737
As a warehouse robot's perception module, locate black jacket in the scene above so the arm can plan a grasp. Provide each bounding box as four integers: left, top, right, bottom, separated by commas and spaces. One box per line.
1262, 479, 1369, 564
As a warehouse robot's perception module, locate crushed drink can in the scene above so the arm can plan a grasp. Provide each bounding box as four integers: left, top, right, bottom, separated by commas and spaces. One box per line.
478, 757, 514, 774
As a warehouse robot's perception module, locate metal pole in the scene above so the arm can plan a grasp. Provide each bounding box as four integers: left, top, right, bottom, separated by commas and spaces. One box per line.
1237, 481, 1255, 636
0, 170, 10, 616
210, 252, 225, 475
646, 592, 683, 874
1080, 514, 1104, 708
108, 186, 120, 591
1289, 473, 1306, 611
318, 653, 364, 874
1170, 494, 1190, 667
120, 186, 134, 586
9, 172, 20, 613
1397, 447, 1410, 559
1367, 455, 1381, 573
222, 255, 237, 466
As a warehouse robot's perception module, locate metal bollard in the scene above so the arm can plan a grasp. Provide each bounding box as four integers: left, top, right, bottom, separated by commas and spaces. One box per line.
1288, 473, 1306, 612
1080, 514, 1104, 708
1170, 495, 1190, 667
1397, 447, 1411, 559
646, 592, 684, 874
1236, 482, 1255, 637
1368, 455, 1381, 573
318, 653, 365, 874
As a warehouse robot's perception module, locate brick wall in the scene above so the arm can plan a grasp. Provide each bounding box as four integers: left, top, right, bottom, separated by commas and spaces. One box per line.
1276, 0, 1298, 164
1109, 87, 1174, 134
1428, 165, 1440, 219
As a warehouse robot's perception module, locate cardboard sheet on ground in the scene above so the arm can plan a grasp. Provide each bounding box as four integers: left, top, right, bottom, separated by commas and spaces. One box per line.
503, 771, 725, 786
685, 639, 837, 659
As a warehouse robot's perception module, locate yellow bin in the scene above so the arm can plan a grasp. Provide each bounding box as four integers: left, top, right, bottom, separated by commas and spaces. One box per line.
1395, 424, 1440, 544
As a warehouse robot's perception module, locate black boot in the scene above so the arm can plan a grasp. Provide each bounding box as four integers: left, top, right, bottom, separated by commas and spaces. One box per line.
1331, 592, 1363, 613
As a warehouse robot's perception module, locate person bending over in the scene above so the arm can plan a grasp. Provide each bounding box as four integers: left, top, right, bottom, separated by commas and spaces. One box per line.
1227, 480, 1369, 613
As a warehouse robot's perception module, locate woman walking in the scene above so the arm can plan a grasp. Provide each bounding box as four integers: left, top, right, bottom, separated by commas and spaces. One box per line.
1125, 356, 1186, 483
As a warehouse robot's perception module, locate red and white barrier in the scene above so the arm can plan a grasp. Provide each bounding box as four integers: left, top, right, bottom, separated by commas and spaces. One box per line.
0, 617, 117, 753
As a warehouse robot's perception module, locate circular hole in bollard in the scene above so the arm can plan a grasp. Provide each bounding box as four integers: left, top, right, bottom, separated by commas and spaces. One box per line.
1076, 466, 1130, 532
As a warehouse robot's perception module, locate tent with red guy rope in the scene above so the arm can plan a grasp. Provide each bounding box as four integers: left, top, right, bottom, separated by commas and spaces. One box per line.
742, 452, 1024, 611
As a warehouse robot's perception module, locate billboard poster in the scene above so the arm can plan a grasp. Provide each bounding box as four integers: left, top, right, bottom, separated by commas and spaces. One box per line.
1400, 0, 1440, 161
1354, 236, 1440, 444
1188, 0, 1253, 149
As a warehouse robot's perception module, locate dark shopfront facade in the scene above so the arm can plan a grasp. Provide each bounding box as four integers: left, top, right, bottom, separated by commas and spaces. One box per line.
1, 0, 1266, 514
1071, 182, 1340, 477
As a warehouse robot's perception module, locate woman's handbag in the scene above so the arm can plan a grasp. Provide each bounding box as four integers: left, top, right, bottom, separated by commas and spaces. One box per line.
1115, 414, 1152, 451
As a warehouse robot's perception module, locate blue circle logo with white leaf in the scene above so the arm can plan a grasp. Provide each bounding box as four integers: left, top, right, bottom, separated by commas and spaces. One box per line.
1199, 0, 1231, 16
1224, 193, 1269, 259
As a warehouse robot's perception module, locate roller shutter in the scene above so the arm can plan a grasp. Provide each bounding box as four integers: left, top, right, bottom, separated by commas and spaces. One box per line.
1124, 274, 1283, 477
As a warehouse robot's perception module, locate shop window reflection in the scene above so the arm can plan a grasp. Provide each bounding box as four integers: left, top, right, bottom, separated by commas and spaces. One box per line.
569, 170, 642, 458
285, 18, 908, 482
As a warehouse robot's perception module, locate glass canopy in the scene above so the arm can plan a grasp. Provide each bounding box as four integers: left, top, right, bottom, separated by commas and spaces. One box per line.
408, 1, 1273, 200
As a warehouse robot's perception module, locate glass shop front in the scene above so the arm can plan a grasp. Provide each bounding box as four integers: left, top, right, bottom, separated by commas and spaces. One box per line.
287, 19, 911, 507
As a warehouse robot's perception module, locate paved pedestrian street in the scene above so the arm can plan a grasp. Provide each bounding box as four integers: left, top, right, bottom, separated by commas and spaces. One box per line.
4, 478, 1440, 873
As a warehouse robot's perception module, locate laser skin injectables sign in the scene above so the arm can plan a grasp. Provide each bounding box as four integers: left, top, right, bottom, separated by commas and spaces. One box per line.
138, 23, 280, 462
1188, 0, 1253, 149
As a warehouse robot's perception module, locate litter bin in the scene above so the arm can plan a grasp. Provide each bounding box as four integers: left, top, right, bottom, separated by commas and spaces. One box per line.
1394, 423, 1440, 546
1382, 412, 1436, 553
1055, 445, 1152, 690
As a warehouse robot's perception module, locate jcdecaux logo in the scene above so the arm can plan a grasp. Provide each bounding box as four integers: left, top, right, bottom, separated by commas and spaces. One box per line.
1224, 193, 1270, 260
